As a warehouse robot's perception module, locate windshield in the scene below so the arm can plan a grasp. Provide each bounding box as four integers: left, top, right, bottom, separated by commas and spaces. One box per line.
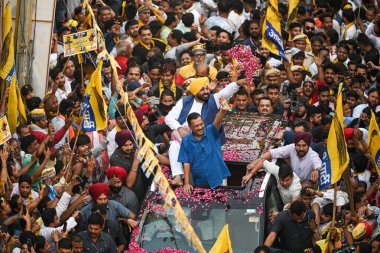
138, 204, 261, 252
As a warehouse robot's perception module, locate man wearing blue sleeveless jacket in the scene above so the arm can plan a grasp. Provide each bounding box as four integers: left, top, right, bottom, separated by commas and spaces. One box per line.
165, 77, 247, 186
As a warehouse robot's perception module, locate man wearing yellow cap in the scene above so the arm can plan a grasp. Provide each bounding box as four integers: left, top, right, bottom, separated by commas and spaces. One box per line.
178, 45, 218, 80
29, 108, 73, 147
165, 77, 247, 185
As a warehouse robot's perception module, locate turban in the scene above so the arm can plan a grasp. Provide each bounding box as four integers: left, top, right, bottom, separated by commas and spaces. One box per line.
134, 108, 144, 126
344, 128, 354, 141
189, 77, 209, 96
115, 130, 135, 147
107, 166, 128, 181
89, 183, 110, 200
294, 131, 312, 146
30, 108, 46, 121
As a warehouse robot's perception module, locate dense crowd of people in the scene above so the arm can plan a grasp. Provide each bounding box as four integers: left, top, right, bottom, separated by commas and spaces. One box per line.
1, 0, 380, 252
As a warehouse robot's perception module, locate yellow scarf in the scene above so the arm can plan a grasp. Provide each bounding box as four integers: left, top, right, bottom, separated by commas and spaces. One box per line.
341, 22, 355, 40
139, 40, 155, 50
159, 79, 176, 98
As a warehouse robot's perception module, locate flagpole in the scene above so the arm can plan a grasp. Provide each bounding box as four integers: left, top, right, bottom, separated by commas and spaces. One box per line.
64, 106, 87, 182
331, 183, 338, 229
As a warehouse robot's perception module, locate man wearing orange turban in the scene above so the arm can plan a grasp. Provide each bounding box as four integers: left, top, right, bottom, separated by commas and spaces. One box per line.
165, 77, 247, 186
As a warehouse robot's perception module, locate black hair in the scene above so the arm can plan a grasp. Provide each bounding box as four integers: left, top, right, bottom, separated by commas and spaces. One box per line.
170, 29, 183, 44
368, 87, 380, 97
325, 28, 339, 45
323, 62, 337, 73
187, 112, 202, 126
252, 88, 265, 96
182, 13, 194, 27
346, 91, 360, 100
318, 85, 330, 94
356, 242, 371, 253
71, 233, 83, 243
58, 238, 72, 250
289, 22, 301, 31
254, 245, 270, 253
50, 67, 63, 80
59, 99, 75, 116
242, 19, 260, 37
353, 191, 364, 204
164, 12, 177, 26
322, 203, 333, 216
42, 208, 57, 227
342, 9, 355, 23
87, 212, 105, 227
351, 75, 366, 85
235, 87, 249, 97
149, 20, 163, 36
35, 236, 47, 252
352, 153, 369, 173
217, 0, 231, 13
258, 96, 273, 105
182, 32, 197, 42
70, 134, 91, 150
310, 35, 324, 45
125, 19, 139, 31
18, 174, 32, 186
91, 204, 107, 215
138, 25, 151, 35
321, 115, 333, 126
278, 164, 293, 180
266, 84, 280, 91
290, 200, 306, 216
160, 89, 175, 100
294, 120, 310, 132
20, 135, 37, 152
216, 71, 229, 80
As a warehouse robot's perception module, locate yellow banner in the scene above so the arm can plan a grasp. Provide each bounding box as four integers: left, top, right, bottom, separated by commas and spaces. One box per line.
262, 0, 287, 61
287, 0, 299, 30
368, 111, 380, 175
63, 29, 98, 57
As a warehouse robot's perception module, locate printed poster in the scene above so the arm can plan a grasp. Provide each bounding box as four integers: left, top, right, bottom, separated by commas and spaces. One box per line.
63, 29, 97, 57
0, 117, 11, 145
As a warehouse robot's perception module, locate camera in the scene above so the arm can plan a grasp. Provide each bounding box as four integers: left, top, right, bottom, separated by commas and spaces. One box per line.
288, 92, 308, 113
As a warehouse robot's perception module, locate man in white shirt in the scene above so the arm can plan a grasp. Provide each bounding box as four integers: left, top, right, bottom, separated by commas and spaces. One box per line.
183, 0, 201, 28
352, 88, 380, 118
242, 160, 302, 205
205, 1, 238, 38
341, 8, 357, 40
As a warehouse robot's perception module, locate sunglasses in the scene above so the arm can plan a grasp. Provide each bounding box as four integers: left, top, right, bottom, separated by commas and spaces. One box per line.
305, 26, 315, 31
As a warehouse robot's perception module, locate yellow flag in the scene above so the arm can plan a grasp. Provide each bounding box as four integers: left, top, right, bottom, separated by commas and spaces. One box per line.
319, 84, 350, 189
368, 111, 380, 175
262, 0, 287, 61
287, 0, 299, 30
7, 76, 26, 134
209, 224, 233, 253
84, 60, 108, 131
0, 2, 15, 80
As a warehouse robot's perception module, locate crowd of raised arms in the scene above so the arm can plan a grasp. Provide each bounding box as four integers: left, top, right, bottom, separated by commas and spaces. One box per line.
0, 0, 380, 252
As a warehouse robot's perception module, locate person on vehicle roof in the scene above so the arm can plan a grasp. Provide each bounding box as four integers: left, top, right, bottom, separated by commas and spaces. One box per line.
247, 132, 322, 181
178, 96, 231, 195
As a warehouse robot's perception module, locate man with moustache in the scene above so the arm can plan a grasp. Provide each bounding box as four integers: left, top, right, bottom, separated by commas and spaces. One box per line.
242, 19, 261, 53
106, 166, 139, 214
247, 132, 322, 181
165, 77, 247, 186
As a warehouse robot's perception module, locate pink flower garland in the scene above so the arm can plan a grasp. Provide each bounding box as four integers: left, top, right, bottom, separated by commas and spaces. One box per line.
227, 45, 260, 85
